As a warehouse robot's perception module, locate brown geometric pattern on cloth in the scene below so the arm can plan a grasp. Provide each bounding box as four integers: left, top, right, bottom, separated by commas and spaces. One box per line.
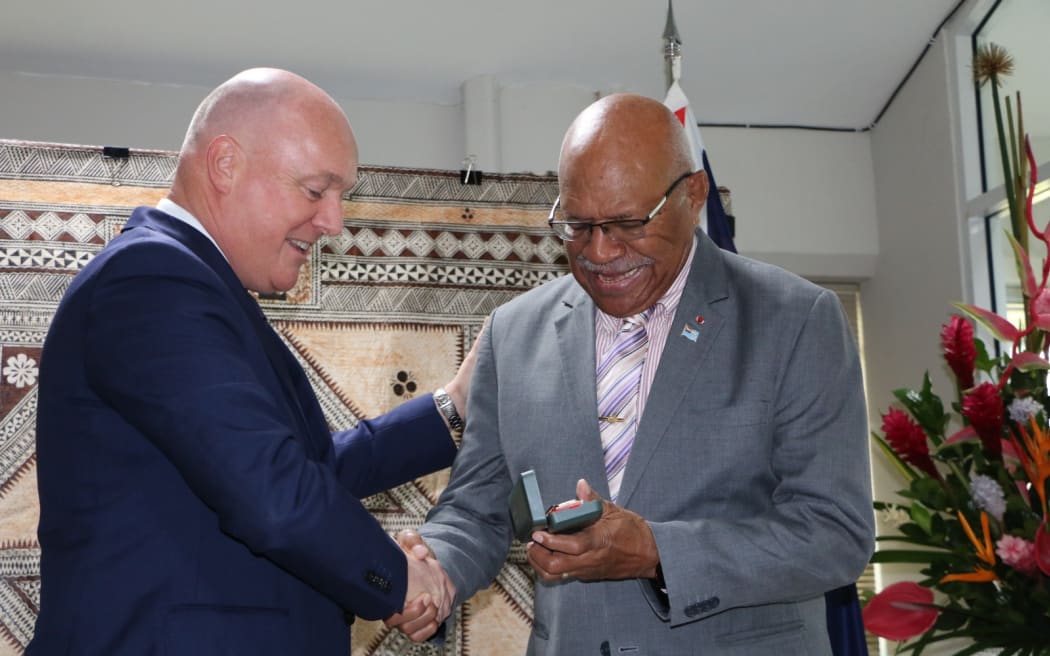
0, 139, 568, 656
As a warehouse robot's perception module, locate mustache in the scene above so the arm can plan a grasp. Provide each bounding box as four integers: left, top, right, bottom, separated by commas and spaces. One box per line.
574, 254, 654, 275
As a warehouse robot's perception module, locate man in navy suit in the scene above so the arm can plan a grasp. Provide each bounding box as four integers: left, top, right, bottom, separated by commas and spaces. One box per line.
28, 68, 466, 655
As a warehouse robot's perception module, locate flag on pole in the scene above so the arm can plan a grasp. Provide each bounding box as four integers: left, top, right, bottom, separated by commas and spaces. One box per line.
663, 80, 737, 253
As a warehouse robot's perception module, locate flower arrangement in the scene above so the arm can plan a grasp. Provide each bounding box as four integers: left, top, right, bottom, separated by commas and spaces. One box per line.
861, 45, 1050, 655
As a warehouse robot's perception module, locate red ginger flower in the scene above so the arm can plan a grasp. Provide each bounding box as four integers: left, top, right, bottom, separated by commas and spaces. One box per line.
941, 315, 976, 390
962, 382, 1005, 458
881, 408, 939, 478
1036, 522, 1050, 577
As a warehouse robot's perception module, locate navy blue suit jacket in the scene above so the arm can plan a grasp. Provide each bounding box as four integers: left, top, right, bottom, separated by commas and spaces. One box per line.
27, 207, 456, 655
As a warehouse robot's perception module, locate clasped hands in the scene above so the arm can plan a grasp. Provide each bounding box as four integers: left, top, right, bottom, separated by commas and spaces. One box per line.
384, 478, 660, 642
392, 533, 456, 642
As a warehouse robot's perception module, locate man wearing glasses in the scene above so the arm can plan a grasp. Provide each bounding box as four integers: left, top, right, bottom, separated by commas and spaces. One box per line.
389, 93, 874, 655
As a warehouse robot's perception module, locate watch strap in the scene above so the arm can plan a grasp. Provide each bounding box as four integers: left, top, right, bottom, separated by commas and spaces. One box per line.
433, 387, 464, 431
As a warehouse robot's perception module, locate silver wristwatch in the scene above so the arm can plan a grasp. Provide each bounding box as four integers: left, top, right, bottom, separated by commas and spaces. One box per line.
433, 388, 464, 431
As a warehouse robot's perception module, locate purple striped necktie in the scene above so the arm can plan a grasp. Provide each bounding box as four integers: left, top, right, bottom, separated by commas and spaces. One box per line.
597, 309, 651, 502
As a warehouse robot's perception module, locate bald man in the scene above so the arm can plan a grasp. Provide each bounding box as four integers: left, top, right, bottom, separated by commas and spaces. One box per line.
390, 93, 874, 654
28, 68, 465, 655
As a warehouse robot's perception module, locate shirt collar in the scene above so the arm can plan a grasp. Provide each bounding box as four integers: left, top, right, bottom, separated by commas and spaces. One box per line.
156, 198, 229, 261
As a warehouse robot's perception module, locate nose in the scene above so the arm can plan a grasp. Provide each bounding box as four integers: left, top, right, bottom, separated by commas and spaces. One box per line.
580, 224, 625, 262
315, 193, 345, 237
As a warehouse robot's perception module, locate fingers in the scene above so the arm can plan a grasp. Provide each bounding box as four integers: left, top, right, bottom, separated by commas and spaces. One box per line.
526, 536, 584, 582
526, 502, 661, 581
385, 594, 440, 643
403, 547, 456, 627
526, 541, 560, 582
576, 478, 598, 501
397, 529, 434, 559
531, 529, 588, 556
405, 553, 448, 619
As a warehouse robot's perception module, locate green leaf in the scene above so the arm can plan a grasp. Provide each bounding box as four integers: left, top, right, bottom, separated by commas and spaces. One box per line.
973, 337, 996, 373
893, 373, 949, 441
910, 502, 934, 534
870, 549, 950, 564
910, 477, 951, 510
871, 433, 919, 482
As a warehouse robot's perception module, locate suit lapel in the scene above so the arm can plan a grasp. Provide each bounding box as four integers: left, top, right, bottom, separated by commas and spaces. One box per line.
552, 285, 613, 499
123, 208, 328, 460
617, 231, 730, 506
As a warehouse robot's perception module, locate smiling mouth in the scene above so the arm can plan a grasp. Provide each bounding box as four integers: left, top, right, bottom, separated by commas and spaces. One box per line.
288, 239, 312, 254
595, 267, 643, 285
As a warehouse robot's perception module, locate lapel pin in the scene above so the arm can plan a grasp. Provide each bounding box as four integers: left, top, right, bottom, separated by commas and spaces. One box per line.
695, 315, 705, 324
681, 324, 700, 342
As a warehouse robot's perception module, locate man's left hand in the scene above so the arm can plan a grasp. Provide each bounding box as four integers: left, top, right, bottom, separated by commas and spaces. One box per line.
526, 478, 660, 582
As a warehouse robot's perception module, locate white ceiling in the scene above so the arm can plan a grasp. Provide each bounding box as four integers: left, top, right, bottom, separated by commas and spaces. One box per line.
0, 0, 972, 130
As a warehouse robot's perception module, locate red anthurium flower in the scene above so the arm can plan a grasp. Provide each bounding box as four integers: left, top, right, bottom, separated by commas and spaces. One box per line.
941, 316, 976, 390
1035, 521, 1050, 577
962, 382, 1005, 458
862, 581, 938, 642
881, 408, 939, 478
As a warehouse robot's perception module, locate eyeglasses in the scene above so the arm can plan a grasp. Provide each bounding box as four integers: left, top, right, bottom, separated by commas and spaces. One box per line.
548, 171, 693, 243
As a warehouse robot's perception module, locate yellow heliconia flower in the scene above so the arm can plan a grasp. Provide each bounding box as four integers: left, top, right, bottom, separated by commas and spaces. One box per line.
940, 511, 998, 584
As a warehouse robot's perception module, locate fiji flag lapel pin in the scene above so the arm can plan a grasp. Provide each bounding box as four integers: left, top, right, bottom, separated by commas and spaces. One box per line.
680, 315, 704, 343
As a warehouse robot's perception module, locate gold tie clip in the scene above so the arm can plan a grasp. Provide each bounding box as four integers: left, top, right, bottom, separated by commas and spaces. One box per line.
599, 415, 626, 423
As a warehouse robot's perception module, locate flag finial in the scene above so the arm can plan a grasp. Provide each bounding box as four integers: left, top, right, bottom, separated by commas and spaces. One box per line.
663, 1, 682, 59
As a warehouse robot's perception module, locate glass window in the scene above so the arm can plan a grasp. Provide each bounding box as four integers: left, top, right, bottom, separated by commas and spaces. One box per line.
970, 0, 1050, 345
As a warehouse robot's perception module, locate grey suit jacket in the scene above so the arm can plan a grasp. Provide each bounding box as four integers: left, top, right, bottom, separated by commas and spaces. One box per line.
421, 230, 874, 655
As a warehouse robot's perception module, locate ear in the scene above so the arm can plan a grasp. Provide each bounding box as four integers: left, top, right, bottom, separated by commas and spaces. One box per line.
684, 169, 709, 211
205, 135, 240, 195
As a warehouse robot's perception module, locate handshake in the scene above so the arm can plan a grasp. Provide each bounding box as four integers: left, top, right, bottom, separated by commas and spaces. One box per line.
385, 530, 454, 643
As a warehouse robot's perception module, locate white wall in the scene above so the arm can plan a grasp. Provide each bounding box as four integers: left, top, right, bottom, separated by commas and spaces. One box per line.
865, 36, 964, 434
0, 70, 882, 282
864, 33, 970, 656
703, 126, 879, 280
0, 70, 463, 170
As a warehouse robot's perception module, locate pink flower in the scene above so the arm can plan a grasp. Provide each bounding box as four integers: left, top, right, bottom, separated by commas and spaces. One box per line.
996, 534, 1039, 576
1031, 287, 1050, 332
862, 581, 938, 642
961, 382, 1005, 458
881, 408, 939, 478
941, 315, 976, 390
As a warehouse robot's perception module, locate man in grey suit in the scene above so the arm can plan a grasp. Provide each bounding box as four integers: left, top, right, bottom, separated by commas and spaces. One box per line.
389, 93, 874, 654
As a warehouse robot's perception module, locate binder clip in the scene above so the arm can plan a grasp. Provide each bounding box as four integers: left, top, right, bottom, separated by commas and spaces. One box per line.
460, 155, 482, 185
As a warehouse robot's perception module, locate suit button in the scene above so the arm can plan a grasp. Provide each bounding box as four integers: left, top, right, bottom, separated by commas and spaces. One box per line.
684, 603, 701, 618
364, 569, 392, 592
600, 640, 611, 656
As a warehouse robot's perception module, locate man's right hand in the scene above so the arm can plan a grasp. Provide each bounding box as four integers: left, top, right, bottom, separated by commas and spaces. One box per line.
387, 530, 455, 642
